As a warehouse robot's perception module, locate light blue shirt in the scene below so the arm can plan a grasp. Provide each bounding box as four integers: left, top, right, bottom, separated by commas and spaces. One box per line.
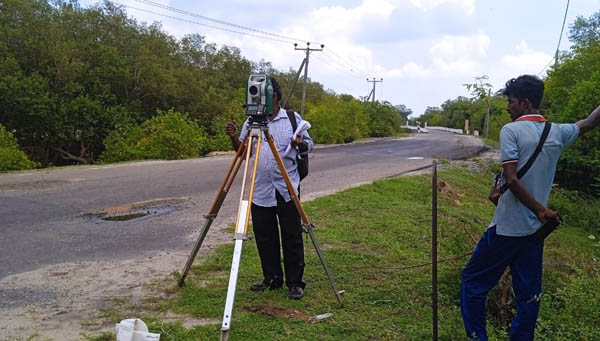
239, 108, 314, 207
491, 117, 579, 236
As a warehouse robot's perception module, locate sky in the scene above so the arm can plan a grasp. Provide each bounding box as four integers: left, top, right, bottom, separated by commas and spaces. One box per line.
79, 0, 600, 117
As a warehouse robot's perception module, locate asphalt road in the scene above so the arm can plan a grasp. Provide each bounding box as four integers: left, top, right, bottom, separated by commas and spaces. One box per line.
0, 130, 486, 280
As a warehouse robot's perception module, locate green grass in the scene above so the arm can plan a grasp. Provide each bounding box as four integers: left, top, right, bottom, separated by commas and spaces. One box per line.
478, 136, 500, 148
87, 166, 600, 341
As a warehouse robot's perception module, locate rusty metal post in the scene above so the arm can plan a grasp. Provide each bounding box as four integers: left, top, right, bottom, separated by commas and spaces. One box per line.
432, 160, 438, 341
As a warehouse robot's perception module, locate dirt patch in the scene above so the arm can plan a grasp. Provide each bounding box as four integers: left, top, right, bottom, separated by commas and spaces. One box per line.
244, 304, 313, 322
437, 180, 464, 206
0, 180, 70, 191
0, 246, 220, 340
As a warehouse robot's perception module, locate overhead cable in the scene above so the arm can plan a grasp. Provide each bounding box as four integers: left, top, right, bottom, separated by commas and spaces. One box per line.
538, 0, 570, 76
323, 50, 370, 77
312, 53, 364, 79
132, 0, 321, 45
123, 5, 294, 44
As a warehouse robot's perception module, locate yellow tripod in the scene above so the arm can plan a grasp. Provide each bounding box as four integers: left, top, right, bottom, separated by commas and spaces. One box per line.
178, 121, 344, 340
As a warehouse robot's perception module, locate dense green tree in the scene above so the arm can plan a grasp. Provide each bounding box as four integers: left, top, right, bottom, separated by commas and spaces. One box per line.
0, 0, 255, 166
305, 94, 369, 143
365, 101, 403, 137
0, 0, 419, 170
543, 11, 600, 194
394, 104, 413, 121
100, 109, 208, 162
0, 124, 39, 171
569, 12, 600, 50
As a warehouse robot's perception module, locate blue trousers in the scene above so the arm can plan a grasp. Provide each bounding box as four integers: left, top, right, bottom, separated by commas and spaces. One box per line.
460, 226, 544, 341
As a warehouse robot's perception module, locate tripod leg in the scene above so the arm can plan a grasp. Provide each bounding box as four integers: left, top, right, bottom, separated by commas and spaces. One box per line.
221, 134, 262, 338
305, 224, 344, 306
265, 135, 344, 307
221, 200, 250, 338
179, 138, 248, 287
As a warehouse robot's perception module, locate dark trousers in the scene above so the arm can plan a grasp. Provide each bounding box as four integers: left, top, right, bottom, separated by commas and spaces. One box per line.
461, 226, 544, 341
250, 190, 305, 289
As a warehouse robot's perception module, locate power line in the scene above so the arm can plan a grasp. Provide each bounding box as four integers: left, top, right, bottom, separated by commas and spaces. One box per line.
322, 50, 370, 77
538, 0, 570, 76
123, 0, 374, 78
312, 53, 364, 79
118, 0, 375, 99
320, 52, 369, 78
132, 0, 321, 45
122, 5, 295, 45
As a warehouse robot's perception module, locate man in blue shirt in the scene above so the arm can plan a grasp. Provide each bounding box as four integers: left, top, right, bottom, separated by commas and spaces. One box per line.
226, 77, 313, 300
460, 75, 600, 340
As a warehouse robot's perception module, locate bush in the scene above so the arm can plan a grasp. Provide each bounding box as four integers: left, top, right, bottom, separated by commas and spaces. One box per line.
365, 101, 403, 137
0, 124, 38, 171
205, 88, 246, 151
305, 95, 369, 144
548, 187, 600, 235
101, 110, 208, 163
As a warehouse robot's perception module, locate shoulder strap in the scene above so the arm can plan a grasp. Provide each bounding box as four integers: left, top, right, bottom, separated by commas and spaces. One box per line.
500, 121, 551, 193
286, 109, 297, 132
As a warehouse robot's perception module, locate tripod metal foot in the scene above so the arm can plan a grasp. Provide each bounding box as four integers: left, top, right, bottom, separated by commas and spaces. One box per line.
178, 215, 215, 287
305, 223, 344, 307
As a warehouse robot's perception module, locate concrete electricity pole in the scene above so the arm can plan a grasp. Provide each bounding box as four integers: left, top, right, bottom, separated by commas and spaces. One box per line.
295, 42, 324, 116
367, 78, 383, 103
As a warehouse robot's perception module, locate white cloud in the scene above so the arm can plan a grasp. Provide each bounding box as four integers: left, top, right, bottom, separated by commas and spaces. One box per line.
299, 0, 395, 40
500, 41, 553, 75
429, 32, 490, 59
383, 57, 482, 79
407, 0, 476, 15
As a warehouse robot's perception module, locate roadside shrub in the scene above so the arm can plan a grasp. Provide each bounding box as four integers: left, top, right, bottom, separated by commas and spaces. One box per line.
536, 269, 600, 340
205, 88, 246, 151
365, 101, 403, 137
0, 124, 38, 171
305, 95, 369, 144
548, 186, 600, 235
101, 110, 208, 163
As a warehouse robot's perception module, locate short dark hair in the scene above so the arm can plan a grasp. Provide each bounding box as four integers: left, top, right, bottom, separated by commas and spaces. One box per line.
502, 75, 544, 109
270, 76, 282, 101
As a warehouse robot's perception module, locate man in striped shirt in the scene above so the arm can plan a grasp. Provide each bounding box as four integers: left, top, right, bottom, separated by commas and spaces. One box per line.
226, 77, 313, 300
460, 75, 600, 340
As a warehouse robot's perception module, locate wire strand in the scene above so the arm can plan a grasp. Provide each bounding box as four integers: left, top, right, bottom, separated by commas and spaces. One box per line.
132, 0, 320, 45
322, 50, 370, 77
123, 5, 295, 45
312, 53, 364, 79
538, 0, 570, 76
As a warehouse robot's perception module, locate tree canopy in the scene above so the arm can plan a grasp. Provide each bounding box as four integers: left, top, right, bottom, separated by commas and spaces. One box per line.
0, 0, 412, 170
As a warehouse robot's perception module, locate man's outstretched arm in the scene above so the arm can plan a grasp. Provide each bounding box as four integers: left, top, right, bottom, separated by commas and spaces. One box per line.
576, 104, 600, 135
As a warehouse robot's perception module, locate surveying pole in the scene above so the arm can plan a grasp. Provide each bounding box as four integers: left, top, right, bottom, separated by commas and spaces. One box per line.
295, 42, 324, 116
367, 78, 383, 103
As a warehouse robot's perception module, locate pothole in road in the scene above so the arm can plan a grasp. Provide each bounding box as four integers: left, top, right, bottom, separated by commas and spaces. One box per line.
100, 206, 177, 222
85, 197, 189, 223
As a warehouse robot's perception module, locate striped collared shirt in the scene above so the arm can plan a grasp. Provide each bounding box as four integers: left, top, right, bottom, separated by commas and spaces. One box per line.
239, 107, 314, 207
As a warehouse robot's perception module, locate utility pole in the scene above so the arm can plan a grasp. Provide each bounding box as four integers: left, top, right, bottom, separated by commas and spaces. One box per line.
367, 78, 383, 103
485, 88, 490, 138
295, 42, 324, 116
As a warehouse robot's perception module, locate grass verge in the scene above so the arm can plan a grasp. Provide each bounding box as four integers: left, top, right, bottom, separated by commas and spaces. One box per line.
86, 164, 600, 340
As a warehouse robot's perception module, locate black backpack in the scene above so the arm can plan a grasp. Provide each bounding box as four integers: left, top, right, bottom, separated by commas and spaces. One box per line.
285, 110, 309, 181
